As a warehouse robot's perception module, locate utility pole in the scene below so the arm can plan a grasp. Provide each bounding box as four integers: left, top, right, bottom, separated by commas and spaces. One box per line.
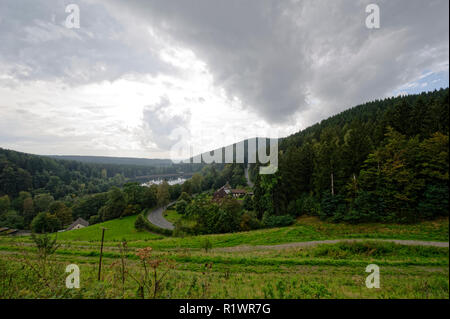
98, 227, 107, 281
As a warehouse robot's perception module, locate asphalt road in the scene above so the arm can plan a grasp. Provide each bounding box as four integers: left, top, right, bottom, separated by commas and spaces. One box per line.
146, 202, 176, 230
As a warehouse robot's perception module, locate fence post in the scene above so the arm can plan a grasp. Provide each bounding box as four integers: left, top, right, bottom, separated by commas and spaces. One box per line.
98, 227, 107, 281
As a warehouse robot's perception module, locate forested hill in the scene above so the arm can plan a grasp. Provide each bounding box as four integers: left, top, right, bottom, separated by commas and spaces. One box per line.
49, 155, 173, 167
281, 88, 449, 151
253, 88, 449, 224
0, 148, 199, 199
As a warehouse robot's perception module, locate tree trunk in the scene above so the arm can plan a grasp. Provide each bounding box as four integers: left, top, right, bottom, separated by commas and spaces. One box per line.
331, 172, 334, 196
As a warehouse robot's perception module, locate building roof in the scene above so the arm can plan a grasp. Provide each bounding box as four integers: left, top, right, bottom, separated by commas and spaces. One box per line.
213, 182, 250, 200
66, 217, 89, 230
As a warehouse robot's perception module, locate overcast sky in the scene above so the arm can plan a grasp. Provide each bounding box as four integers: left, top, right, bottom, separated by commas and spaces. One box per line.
0, 0, 448, 159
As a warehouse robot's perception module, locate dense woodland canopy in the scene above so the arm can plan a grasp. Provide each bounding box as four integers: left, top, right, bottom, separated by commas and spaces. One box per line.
252, 88, 449, 224
0, 149, 202, 231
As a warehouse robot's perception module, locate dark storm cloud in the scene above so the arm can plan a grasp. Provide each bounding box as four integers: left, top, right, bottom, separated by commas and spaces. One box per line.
107, 0, 449, 124
0, 0, 172, 85
1, 0, 448, 127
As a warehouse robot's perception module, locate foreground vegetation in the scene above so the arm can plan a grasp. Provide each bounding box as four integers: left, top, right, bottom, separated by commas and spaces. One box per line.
1, 217, 448, 299
0, 236, 448, 299
3, 215, 447, 248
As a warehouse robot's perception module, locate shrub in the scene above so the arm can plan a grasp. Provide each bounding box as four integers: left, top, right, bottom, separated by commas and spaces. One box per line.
418, 184, 449, 219
242, 195, 254, 211
176, 200, 188, 215
240, 211, 261, 231
31, 212, 61, 233
301, 194, 320, 216
122, 204, 141, 217
134, 211, 173, 236
0, 195, 10, 215
173, 219, 197, 237
287, 194, 320, 217
319, 193, 346, 221
134, 214, 147, 231
0, 210, 24, 229
89, 214, 101, 225
178, 192, 192, 203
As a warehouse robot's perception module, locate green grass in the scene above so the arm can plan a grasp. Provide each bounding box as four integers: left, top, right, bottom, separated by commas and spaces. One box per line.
1, 240, 448, 299
1, 213, 448, 299
55, 215, 164, 242
6, 216, 448, 250
163, 210, 183, 224
123, 216, 449, 250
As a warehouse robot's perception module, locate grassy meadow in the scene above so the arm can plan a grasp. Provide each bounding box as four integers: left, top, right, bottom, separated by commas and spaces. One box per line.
0, 216, 448, 299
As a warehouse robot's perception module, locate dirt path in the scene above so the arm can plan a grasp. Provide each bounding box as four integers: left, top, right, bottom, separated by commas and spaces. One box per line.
217, 239, 449, 252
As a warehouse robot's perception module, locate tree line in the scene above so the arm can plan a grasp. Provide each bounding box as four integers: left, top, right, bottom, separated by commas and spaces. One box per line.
252, 88, 449, 224
0, 148, 204, 231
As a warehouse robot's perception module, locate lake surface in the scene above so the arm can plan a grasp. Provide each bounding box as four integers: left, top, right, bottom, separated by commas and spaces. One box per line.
141, 177, 187, 187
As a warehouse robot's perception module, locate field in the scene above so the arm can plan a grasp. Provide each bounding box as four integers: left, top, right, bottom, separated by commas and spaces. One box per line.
55, 215, 164, 242
163, 209, 183, 224
0, 216, 448, 299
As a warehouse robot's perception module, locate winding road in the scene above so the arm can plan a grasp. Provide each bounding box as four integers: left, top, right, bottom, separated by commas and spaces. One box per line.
146, 202, 176, 230
149, 165, 254, 231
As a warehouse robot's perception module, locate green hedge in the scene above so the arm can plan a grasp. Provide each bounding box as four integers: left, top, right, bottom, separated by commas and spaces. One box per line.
134, 210, 173, 236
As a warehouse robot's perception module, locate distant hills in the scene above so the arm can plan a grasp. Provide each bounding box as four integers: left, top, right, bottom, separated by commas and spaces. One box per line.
184, 137, 277, 165
48, 155, 173, 167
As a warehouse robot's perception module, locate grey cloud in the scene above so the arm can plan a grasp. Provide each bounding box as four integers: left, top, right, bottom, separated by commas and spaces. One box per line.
0, 0, 172, 86
140, 97, 191, 151
107, 0, 449, 124
1, 0, 448, 130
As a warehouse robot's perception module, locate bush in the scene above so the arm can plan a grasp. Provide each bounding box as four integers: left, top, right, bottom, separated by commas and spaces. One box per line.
0, 195, 10, 215
178, 192, 192, 203
134, 211, 173, 236
418, 184, 449, 219
240, 211, 262, 231
31, 212, 61, 233
122, 204, 141, 217
301, 194, 320, 216
89, 214, 101, 225
176, 200, 188, 215
167, 202, 177, 210
0, 210, 24, 229
319, 193, 346, 221
134, 214, 147, 230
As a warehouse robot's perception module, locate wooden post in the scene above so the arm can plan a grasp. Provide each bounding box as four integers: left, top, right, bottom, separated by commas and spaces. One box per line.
98, 227, 106, 281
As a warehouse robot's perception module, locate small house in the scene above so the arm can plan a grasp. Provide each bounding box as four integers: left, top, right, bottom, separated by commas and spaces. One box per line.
66, 217, 89, 231
213, 182, 250, 200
